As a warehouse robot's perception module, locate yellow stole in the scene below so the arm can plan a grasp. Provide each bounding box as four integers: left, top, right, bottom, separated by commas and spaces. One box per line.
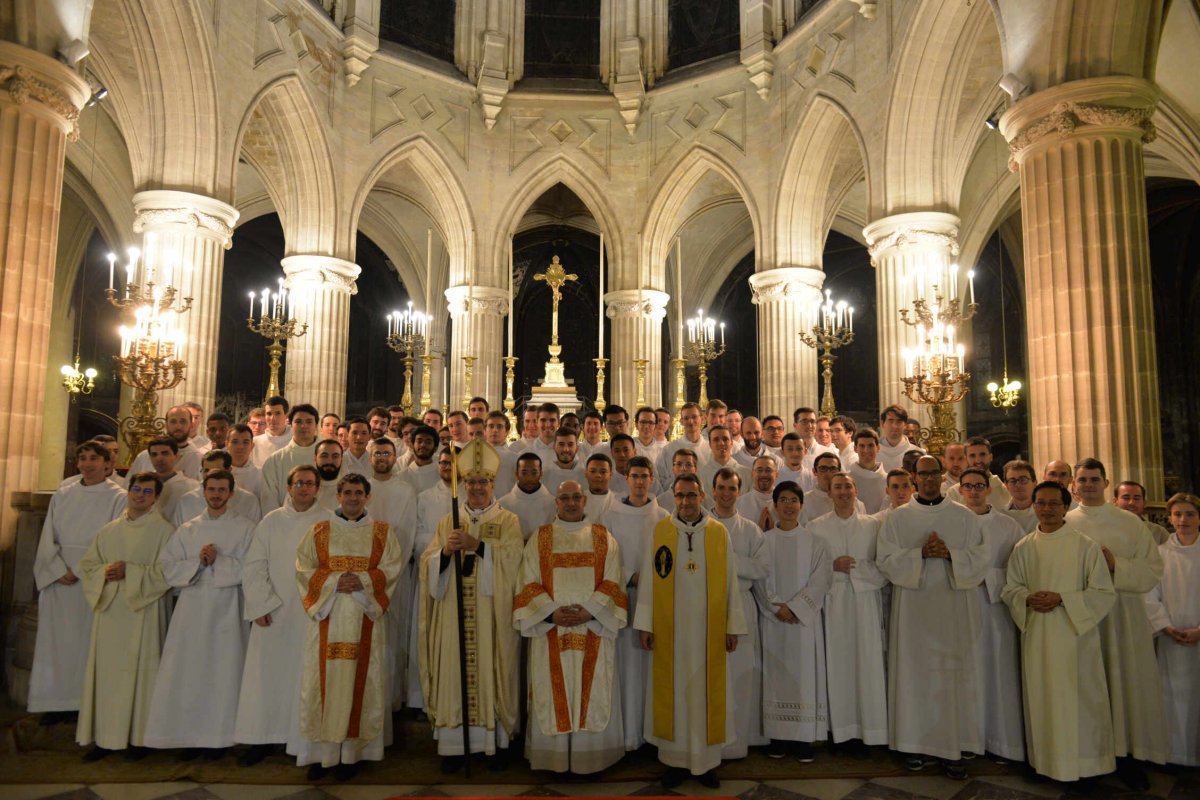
650, 515, 728, 745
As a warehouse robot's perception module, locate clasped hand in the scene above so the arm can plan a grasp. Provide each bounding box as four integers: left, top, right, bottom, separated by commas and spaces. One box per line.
921, 532, 950, 560
442, 527, 480, 555
773, 602, 799, 624
1026, 591, 1062, 612
1165, 626, 1200, 645
104, 561, 126, 583
552, 604, 593, 627
198, 543, 217, 566
833, 555, 856, 574
336, 572, 364, 593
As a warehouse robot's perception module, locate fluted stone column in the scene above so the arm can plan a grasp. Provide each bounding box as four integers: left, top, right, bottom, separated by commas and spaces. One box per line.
281, 255, 361, 416
445, 285, 507, 409
1000, 76, 1163, 495
749, 267, 824, 417
606, 289, 668, 410
0, 42, 89, 548
863, 212, 961, 416
131, 190, 238, 413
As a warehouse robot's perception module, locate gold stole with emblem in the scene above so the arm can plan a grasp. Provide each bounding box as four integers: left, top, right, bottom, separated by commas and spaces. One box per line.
650, 516, 727, 745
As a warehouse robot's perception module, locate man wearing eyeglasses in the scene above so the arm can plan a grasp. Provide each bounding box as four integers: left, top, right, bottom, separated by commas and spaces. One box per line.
946, 437, 1011, 508
1000, 460, 1038, 533
877, 454, 989, 780
634, 406, 665, 463
633, 474, 747, 789
514, 480, 627, 774
956, 468, 1025, 766
801, 453, 865, 526
235, 465, 327, 766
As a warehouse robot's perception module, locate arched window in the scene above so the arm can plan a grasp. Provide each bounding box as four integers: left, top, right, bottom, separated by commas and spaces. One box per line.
380, 0, 457, 64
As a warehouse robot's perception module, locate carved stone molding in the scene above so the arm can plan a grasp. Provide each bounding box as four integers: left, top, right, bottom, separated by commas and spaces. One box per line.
1004, 101, 1156, 171
132, 190, 240, 249
445, 285, 509, 317
0, 43, 90, 141
862, 212, 961, 267
748, 267, 825, 305
282, 255, 362, 295
604, 289, 669, 320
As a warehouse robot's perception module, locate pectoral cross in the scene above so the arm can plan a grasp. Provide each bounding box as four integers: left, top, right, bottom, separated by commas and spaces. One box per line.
533, 255, 578, 363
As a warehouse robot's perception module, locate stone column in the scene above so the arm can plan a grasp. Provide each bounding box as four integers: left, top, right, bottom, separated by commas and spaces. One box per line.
606, 289, 669, 410
1000, 76, 1163, 494
749, 267, 824, 417
131, 190, 238, 413
863, 212, 961, 417
0, 42, 89, 548
445, 285, 507, 409
281, 255, 361, 417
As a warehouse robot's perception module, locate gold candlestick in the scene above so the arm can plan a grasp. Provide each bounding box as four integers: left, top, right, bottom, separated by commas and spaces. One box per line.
670, 357, 687, 439
419, 353, 434, 412
798, 290, 855, 418
684, 310, 726, 411
462, 355, 477, 413
249, 312, 308, 404
593, 357, 609, 441
503, 355, 519, 442
633, 358, 649, 409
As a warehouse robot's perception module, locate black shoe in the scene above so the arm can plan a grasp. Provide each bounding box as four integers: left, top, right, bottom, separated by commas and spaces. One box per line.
661, 766, 687, 788
487, 747, 510, 771
904, 755, 927, 771
1116, 760, 1150, 791
944, 761, 968, 781
440, 755, 464, 774
202, 747, 228, 761
767, 739, 788, 759
238, 744, 271, 767
697, 769, 720, 788
82, 746, 112, 762
177, 748, 202, 762
306, 762, 332, 780
123, 746, 149, 762
334, 761, 362, 781
795, 742, 815, 763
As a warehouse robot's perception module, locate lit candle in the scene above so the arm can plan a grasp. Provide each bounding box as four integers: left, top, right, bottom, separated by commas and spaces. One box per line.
675, 237, 683, 358
849, 306, 854, 332
968, 269, 976, 305
720, 321, 725, 347
950, 263, 959, 301
262, 288, 270, 318
598, 232, 605, 360
425, 228, 433, 356
248, 291, 255, 319
106, 253, 116, 290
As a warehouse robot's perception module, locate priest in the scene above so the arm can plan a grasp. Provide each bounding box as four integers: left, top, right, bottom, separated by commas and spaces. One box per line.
294, 473, 405, 780
1002, 481, 1116, 782
418, 439, 524, 772
75, 472, 174, 760
234, 465, 328, 767
633, 473, 746, 789
513, 480, 628, 774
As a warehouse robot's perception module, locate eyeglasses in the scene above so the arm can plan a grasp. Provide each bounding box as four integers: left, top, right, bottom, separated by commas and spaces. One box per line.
815, 465, 840, 473
128, 486, 157, 496
673, 492, 701, 501
292, 479, 318, 488
959, 482, 989, 491
1005, 476, 1032, 485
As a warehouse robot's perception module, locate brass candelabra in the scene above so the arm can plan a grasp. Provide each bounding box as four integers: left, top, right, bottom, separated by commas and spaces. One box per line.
248, 285, 307, 405
684, 309, 726, 408
798, 290, 855, 418
61, 354, 98, 398
385, 304, 428, 416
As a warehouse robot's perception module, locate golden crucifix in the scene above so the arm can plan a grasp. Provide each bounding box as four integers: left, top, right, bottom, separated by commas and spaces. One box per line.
533, 255, 578, 367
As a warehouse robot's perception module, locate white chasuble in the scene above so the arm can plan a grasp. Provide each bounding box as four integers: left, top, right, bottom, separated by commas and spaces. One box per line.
1066, 503, 1168, 763
976, 508, 1026, 761
75, 511, 174, 749
418, 502, 524, 755
29, 478, 126, 712
1002, 526, 1116, 781
600, 499, 668, 750
513, 520, 628, 773
713, 511, 769, 758
145, 511, 255, 748
877, 498, 990, 760
1145, 534, 1200, 766
235, 500, 329, 746
809, 511, 888, 745
757, 525, 833, 742
633, 514, 747, 775
294, 515, 404, 767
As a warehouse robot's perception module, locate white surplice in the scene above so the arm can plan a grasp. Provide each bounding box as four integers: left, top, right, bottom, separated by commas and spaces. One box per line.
1066, 503, 1168, 763
1002, 526, 1116, 781
1145, 533, 1200, 766
232, 463, 262, 497
367, 475, 417, 708
809, 510, 888, 745
877, 437, 920, 473
877, 498, 989, 760
129, 445, 203, 481
975, 508, 1026, 761
1001, 503, 1037, 534
800, 488, 864, 526
736, 489, 778, 530
144, 510, 255, 748
29, 478, 127, 712
235, 500, 329, 746
404, 461, 441, 495
406, 480, 452, 708
945, 473, 1012, 509
756, 525, 833, 742
259, 440, 317, 513
75, 511, 174, 749
172, 485, 262, 526
498, 483, 556, 541
513, 519, 628, 774
252, 429, 292, 467
849, 462, 888, 515
543, 460, 586, 495
600, 499, 668, 750
156, 473, 199, 525
712, 510, 769, 758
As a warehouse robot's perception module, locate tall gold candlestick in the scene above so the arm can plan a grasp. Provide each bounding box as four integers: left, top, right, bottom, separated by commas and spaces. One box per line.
462, 355, 477, 413
593, 357, 609, 441
670, 357, 687, 439
419, 353, 434, 412
633, 358, 649, 409
503, 355, 519, 442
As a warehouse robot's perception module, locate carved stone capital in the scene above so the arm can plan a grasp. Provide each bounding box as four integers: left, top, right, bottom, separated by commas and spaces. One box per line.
748, 267, 825, 305
604, 289, 669, 320
445, 285, 509, 317
1000, 76, 1161, 171
132, 190, 240, 249
862, 212, 961, 267
0, 42, 90, 140
282, 255, 361, 295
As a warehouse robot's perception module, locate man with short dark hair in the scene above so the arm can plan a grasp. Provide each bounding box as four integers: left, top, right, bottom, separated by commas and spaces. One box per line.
582, 452, 616, 522
404, 424, 441, 494
793, 406, 836, 469
146, 437, 200, 522
406, 448, 456, 709
342, 416, 374, 474
423, 408, 445, 430
172, 449, 262, 525
253, 396, 292, 467
366, 407, 390, 439
579, 411, 604, 456
1000, 460, 1038, 533
761, 415, 786, 452
607, 433, 636, 496
260, 403, 320, 512
877, 405, 920, 472
736, 454, 779, 531
205, 412, 232, 450
603, 405, 630, 441
320, 413, 341, 442
829, 415, 858, 467
145, 470, 255, 756
634, 406, 665, 462
544, 426, 585, 490
699, 425, 749, 493
484, 411, 518, 496
1113, 480, 1170, 545
468, 396, 490, 419
946, 437, 1011, 508
227, 423, 262, 497
654, 403, 710, 488
313, 439, 345, 511
849, 429, 887, 514
129, 404, 204, 479
499, 452, 556, 541
246, 407, 268, 438
535, 402, 562, 456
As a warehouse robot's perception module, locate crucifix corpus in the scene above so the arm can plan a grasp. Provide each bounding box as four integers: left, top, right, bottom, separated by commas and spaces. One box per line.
533, 255, 577, 388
